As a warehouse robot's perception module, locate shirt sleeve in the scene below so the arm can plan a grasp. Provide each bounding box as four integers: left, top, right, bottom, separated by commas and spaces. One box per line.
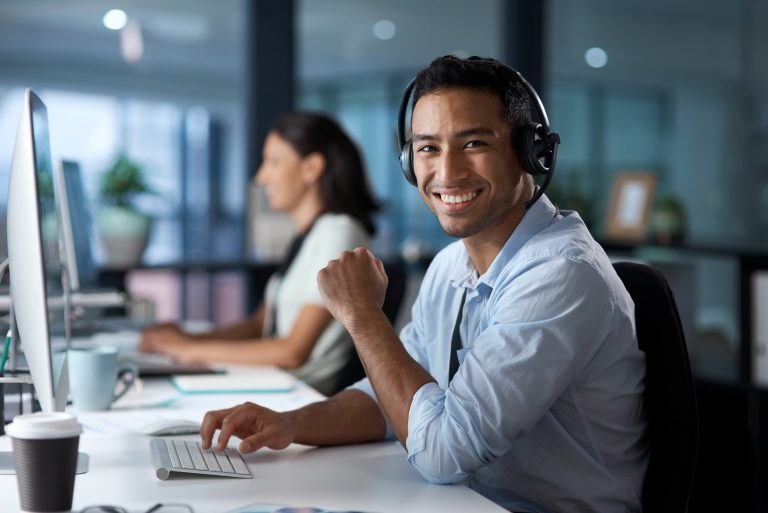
404, 257, 617, 484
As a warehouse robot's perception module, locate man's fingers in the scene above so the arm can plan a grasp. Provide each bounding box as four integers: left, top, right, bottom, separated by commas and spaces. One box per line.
200, 408, 230, 449
239, 431, 268, 453
215, 413, 240, 452
374, 257, 386, 279
209, 402, 266, 452
240, 424, 288, 453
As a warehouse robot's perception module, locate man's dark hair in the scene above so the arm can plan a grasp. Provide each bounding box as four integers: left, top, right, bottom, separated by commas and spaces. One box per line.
272, 112, 380, 235
411, 55, 533, 138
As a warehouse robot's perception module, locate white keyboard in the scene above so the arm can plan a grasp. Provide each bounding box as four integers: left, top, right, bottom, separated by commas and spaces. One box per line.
150, 439, 252, 480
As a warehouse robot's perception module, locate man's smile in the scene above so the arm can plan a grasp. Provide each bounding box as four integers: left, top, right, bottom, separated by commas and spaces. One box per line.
439, 191, 478, 204
432, 189, 482, 211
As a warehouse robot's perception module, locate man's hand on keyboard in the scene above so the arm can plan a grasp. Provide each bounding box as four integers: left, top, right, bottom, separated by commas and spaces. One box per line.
201, 402, 295, 454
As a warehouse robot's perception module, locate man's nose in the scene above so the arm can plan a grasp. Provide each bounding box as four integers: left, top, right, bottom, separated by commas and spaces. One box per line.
435, 150, 468, 182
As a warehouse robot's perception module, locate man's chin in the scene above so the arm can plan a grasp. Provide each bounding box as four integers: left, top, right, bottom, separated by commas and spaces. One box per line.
437, 220, 479, 239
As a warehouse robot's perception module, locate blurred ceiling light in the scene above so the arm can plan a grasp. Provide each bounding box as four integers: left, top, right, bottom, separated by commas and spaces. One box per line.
372, 20, 396, 40
121, 21, 144, 63
103, 9, 128, 31
585, 47, 608, 68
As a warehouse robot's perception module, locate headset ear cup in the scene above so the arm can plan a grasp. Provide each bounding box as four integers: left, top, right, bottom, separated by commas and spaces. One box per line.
517, 122, 550, 176
400, 141, 417, 186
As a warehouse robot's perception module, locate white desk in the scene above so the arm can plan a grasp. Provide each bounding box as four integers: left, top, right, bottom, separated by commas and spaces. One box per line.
0, 371, 506, 513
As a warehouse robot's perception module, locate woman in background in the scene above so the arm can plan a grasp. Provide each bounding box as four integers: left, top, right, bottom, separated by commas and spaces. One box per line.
139, 112, 379, 395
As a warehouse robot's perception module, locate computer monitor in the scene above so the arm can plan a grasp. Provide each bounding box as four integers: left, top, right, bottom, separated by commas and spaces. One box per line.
6, 88, 70, 413
53, 159, 126, 313
54, 159, 97, 293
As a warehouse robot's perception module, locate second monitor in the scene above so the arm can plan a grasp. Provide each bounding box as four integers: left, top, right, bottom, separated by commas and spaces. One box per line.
54, 159, 126, 308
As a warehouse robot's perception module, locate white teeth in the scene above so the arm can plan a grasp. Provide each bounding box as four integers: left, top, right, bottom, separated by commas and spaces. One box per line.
440, 191, 477, 204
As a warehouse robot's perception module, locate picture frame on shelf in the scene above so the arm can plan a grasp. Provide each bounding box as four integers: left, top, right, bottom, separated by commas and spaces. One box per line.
604, 172, 657, 241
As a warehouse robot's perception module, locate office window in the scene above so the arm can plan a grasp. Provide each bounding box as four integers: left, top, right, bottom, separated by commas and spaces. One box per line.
297, 0, 503, 258
0, 1, 247, 267
0, 87, 228, 266
546, 0, 764, 382
547, 82, 667, 230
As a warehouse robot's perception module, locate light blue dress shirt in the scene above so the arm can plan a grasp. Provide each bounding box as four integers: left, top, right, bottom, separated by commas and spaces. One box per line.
351, 195, 648, 513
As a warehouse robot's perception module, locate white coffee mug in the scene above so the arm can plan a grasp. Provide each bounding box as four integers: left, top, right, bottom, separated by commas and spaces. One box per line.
67, 346, 137, 411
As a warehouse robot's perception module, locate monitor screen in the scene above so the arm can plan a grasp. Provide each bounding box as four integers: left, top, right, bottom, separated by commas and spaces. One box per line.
7, 89, 69, 412
55, 160, 97, 292
31, 93, 68, 390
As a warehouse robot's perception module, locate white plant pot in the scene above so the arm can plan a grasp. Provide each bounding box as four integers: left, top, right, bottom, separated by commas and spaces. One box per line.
96, 206, 151, 268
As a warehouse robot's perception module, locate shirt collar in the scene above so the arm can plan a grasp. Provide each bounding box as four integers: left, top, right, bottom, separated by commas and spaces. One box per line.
449, 194, 560, 292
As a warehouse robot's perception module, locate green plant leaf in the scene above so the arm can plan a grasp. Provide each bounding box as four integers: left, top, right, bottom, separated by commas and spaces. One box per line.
100, 154, 154, 208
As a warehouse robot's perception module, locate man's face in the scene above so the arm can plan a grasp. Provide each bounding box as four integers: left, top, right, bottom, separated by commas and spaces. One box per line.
411, 87, 528, 240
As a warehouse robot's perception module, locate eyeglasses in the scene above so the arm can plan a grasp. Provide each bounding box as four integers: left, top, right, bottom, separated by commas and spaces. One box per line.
81, 504, 194, 513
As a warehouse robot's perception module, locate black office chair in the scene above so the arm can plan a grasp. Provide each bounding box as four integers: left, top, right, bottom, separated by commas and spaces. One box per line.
613, 261, 699, 513
330, 259, 409, 394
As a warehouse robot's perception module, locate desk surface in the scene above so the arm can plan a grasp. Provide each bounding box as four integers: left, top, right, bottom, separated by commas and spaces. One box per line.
0, 370, 505, 513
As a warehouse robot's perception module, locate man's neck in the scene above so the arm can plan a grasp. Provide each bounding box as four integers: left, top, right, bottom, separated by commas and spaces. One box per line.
462, 205, 527, 276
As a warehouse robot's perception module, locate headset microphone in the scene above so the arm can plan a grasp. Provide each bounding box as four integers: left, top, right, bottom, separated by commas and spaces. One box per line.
396, 59, 560, 209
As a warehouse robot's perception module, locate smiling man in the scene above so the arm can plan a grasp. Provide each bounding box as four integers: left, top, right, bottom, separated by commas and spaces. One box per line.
201, 56, 649, 513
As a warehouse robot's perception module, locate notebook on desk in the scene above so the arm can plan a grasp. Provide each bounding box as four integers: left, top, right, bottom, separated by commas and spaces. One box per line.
172, 369, 295, 393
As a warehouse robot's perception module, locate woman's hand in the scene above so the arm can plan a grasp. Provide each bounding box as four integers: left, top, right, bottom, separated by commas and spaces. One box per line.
139, 323, 188, 355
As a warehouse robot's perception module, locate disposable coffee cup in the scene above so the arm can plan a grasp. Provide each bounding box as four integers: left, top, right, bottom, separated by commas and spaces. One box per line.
6, 412, 82, 513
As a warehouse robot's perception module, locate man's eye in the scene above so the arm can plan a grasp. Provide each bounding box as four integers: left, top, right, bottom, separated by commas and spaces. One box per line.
466, 140, 486, 148
417, 145, 436, 153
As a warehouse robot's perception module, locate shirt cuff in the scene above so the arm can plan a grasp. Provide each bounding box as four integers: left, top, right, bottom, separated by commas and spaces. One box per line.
405, 381, 446, 459
405, 382, 468, 484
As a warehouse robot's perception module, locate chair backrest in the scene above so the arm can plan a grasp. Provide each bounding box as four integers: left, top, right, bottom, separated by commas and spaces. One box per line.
330, 259, 409, 394
613, 261, 699, 513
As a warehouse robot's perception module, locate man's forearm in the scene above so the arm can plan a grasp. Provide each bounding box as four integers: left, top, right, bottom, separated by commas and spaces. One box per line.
346, 309, 435, 446
287, 389, 388, 446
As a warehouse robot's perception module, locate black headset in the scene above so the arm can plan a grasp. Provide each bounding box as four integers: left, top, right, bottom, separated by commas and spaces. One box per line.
396, 58, 561, 209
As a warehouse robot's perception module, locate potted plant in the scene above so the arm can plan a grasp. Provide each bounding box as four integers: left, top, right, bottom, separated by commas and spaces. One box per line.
649, 194, 687, 244
95, 154, 154, 267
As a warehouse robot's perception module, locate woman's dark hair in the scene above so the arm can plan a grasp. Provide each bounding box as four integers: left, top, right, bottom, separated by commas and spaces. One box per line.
412, 55, 532, 138
271, 112, 380, 235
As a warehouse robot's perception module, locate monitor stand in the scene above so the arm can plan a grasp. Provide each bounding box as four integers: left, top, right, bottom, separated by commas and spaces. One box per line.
0, 451, 89, 474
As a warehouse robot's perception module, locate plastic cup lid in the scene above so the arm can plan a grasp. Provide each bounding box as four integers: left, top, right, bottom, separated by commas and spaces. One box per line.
5, 412, 82, 439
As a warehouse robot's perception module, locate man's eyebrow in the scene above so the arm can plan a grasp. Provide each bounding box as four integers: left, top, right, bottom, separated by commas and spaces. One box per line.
456, 127, 499, 138
412, 127, 499, 142
412, 132, 437, 143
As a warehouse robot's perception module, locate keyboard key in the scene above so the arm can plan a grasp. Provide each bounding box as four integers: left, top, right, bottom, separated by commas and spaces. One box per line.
226, 448, 250, 475
185, 441, 207, 470
165, 440, 181, 468
201, 447, 221, 471
174, 440, 194, 469
214, 450, 235, 473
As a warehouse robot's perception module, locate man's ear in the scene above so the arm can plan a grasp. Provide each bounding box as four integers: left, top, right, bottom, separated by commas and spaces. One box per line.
301, 152, 326, 185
